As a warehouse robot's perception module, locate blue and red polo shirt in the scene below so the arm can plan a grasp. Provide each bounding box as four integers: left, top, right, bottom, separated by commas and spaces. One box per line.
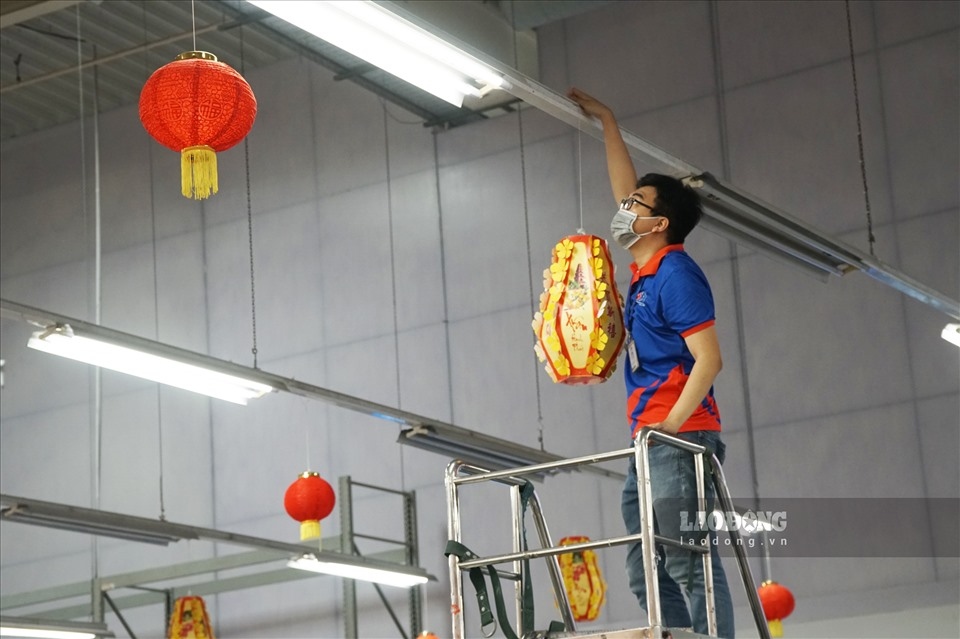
624, 244, 721, 437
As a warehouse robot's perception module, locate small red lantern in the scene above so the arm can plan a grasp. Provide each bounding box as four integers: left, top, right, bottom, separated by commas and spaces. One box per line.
758, 580, 795, 637
167, 595, 215, 639
533, 235, 625, 384
284, 471, 336, 542
139, 51, 257, 200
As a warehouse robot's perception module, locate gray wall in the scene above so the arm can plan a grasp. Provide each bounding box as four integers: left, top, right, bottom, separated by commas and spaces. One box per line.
1, 1, 957, 637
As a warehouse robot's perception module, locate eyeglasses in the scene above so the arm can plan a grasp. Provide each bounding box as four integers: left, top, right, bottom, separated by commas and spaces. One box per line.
619, 196, 657, 213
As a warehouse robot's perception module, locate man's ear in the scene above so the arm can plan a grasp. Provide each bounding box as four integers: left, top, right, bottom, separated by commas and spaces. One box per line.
656, 216, 670, 232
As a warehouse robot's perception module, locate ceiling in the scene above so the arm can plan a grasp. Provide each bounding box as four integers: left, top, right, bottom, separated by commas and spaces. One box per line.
0, 0, 609, 141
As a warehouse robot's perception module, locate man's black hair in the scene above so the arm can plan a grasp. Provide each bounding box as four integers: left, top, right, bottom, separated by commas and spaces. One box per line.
636, 173, 704, 244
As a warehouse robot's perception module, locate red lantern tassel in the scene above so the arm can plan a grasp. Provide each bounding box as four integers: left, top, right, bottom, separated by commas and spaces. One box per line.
768, 619, 784, 637
181, 145, 218, 200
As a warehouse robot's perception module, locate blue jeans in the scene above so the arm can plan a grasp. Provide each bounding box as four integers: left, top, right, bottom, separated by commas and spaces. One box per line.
620, 430, 735, 638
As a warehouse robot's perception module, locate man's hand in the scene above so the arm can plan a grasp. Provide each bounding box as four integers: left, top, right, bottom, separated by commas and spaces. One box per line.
645, 420, 682, 435
567, 87, 614, 121
566, 87, 637, 202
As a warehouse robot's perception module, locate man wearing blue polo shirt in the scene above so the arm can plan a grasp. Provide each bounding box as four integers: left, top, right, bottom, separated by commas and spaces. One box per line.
568, 87, 734, 639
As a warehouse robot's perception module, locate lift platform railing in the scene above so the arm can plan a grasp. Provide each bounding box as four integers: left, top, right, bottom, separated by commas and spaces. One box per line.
444, 428, 771, 639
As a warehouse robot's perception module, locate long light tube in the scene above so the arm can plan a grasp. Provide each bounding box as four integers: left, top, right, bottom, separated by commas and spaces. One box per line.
27, 325, 272, 405
0, 617, 113, 639
287, 553, 430, 588
246, 1, 503, 107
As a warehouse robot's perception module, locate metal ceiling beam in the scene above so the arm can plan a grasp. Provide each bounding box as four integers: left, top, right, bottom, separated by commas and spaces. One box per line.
0, 23, 223, 94
0, 1, 83, 29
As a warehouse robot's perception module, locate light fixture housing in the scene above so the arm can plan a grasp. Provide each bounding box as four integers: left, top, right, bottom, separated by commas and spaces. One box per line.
397, 423, 625, 482
246, 0, 504, 107
287, 553, 431, 588
0, 616, 113, 639
942, 323, 960, 347
26, 323, 273, 405
0, 494, 198, 546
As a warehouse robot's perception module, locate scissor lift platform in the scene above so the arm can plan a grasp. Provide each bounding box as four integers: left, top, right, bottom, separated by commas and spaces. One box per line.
444, 429, 771, 639
527, 627, 708, 639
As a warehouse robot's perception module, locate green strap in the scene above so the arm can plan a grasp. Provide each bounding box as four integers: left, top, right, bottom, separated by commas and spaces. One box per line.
518, 481, 536, 636
445, 540, 519, 639
445, 480, 565, 639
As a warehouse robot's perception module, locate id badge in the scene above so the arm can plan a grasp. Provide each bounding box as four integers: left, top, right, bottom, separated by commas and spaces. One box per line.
626, 335, 639, 372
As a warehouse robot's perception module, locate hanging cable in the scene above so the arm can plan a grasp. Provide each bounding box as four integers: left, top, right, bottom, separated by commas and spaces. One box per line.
432, 133, 456, 424
576, 123, 585, 234
143, 3, 166, 521
845, 0, 877, 256
190, 0, 197, 52
303, 398, 312, 471
382, 101, 406, 492
510, 2, 545, 450
238, 26, 260, 368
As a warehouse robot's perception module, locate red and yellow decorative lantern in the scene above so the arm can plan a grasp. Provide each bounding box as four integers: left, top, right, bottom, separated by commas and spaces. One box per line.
533, 235, 625, 384
139, 51, 257, 200
284, 471, 336, 542
558, 535, 606, 622
758, 580, 795, 637
167, 595, 215, 639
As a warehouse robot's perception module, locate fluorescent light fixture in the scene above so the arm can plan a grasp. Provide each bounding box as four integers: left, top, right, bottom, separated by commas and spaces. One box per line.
0, 617, 113, 639
943, 323, 960, 347
288, 553, 430, 588
398, 422, 625, 481
1, 494, 198, 545
27, 324, 272, 405
398, 423, 564, 473
246, 1, 503, 107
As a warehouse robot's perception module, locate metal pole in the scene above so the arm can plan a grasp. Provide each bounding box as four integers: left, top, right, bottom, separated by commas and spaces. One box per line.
404, 489, 422, 636
510, 485, 523, 630
445, 462, 467, 639
527, 492, 576, 632
339, 476, 357, 639
634, 430, 661, 633
710, 457, 770, 639
452, 447, 634, 486
455, 531, 706, 570
695, 452, 717, 637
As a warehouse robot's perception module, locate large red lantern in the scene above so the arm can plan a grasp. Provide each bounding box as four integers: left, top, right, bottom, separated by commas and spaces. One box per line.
284, 471, 336, 542
139, 51, 257, 200
167, 595, 215, 639
758, 580, 795, 637
533, 235, 625, 384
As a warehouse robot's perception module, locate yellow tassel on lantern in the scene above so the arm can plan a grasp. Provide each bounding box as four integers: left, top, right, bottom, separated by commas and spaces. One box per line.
300, 519, 321, 541
768, 619, 784, 637
181, 145, 218, 200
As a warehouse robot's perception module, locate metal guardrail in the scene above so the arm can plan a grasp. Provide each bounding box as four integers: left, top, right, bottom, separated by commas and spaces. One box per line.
445, 428, 771, 639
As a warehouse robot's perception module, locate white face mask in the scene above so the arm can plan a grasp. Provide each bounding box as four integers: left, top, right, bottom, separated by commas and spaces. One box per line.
611, 207, 659, 249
